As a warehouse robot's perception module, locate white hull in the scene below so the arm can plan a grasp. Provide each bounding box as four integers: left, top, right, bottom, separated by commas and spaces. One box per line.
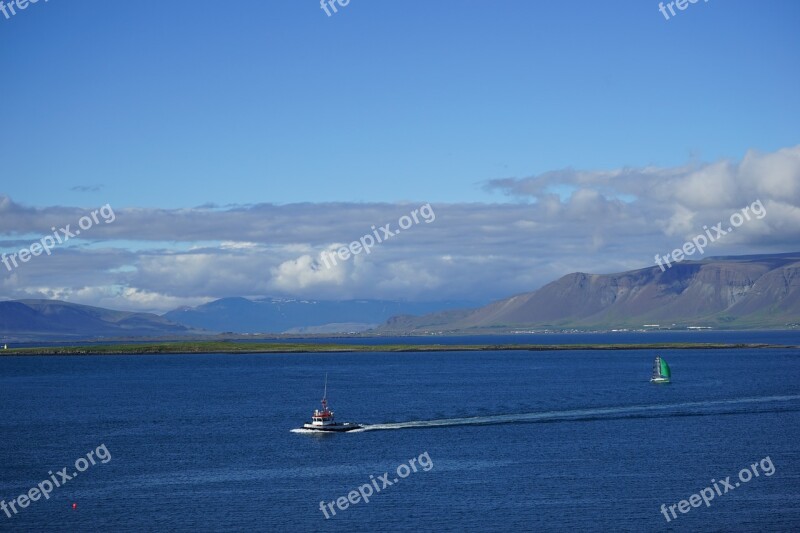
301, 422, 361, 432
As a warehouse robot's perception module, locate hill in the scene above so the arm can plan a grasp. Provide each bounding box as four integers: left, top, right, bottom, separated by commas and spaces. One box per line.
0, 300, 197, 342
377, 253, 800, 333
163, 297, 481, 334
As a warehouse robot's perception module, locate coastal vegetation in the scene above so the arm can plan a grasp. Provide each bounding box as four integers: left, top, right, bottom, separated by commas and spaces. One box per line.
2, 341, 790, 356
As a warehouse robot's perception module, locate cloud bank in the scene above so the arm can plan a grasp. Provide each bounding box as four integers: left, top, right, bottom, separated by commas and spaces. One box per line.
1, 146, 798, 313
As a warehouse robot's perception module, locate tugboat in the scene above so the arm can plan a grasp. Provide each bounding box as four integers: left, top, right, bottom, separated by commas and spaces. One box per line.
301, 374, 361, 432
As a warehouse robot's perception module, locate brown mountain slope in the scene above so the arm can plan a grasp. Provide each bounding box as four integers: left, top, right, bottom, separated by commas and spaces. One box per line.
378, 252, 800, 332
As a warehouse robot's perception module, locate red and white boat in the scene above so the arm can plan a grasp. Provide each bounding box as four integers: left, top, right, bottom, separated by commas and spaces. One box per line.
302, 375, 361, 432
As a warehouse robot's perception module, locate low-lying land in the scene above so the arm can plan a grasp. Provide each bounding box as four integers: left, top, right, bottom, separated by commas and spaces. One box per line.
1, 341, 794, 356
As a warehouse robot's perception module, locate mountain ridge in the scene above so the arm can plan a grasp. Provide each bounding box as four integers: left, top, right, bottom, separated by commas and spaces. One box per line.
162, 297, 482, 334
0, 299, 198, 341
376, 252, 800, 333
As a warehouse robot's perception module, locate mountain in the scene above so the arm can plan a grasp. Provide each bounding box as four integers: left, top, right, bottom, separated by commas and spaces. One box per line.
0, 300, 198, 342
6, 253, 795, 341
378, 252, 800, 333
163, 297, 482, 334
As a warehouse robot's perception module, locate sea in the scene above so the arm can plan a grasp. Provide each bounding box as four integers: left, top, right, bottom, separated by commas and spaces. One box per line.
1, 331, 799, 532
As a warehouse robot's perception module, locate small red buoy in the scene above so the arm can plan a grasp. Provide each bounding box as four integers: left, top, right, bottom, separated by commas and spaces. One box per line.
72, 503, 77, 510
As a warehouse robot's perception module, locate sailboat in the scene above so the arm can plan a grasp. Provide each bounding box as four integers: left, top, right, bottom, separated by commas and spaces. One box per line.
650, 355, 671, 384
301, 374, 361, 432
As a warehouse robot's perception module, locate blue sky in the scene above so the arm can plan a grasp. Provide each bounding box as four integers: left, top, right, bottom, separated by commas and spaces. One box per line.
1, 1, 799, 312
2, 0, 798, 208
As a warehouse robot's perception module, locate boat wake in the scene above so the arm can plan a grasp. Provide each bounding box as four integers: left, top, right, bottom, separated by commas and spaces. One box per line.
351, 395, 800, 432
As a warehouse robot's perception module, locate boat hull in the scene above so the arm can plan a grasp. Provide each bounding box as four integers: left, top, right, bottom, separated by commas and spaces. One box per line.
650, 377, 671, 384
301, 423, 361, 432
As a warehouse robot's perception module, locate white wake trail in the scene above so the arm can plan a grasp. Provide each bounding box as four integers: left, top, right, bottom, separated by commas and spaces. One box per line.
355, 395, 800, 432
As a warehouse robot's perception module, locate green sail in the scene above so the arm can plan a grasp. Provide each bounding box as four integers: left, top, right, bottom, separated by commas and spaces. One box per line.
660, 358, 671, 378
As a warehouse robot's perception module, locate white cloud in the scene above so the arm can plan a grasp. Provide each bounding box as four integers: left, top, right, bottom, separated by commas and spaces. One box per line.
2, 145, 799, 313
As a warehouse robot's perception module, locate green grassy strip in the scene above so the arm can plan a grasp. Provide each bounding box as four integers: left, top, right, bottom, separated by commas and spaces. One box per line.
0, 341, 789, 356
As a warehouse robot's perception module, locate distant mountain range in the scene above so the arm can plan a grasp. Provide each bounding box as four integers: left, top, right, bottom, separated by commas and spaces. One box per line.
2, 253, 798, 342
0, 300, 196, 342
162, 297, 480, 334
0, 297, 481, 341
378, 252, 800, 333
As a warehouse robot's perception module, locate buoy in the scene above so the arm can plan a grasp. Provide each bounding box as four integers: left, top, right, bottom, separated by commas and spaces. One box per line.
72, 503, 77, 510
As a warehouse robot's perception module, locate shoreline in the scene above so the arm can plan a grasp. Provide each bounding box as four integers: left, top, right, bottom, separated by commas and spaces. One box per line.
1, 341, 796, 357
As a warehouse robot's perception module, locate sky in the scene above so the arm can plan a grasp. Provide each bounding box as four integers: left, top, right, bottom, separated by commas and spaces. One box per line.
1, 0, 799, 313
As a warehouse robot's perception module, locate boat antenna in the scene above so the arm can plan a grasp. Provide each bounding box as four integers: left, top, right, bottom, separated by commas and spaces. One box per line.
321, 373, 328, 411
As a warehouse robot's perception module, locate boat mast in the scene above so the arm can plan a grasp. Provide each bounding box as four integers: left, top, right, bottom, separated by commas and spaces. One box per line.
322, 373, 328, 411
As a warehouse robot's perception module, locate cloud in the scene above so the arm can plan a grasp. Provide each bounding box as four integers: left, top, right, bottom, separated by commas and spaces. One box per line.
70, 185, 104, 193
487, 145, 800, 209
1, 145, 799, 313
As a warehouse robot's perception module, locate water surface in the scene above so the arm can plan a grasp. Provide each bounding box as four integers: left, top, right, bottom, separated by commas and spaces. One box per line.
1, 337, 799, 531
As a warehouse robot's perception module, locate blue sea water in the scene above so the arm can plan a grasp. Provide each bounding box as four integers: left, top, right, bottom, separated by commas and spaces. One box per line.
1, 335, 799, 531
